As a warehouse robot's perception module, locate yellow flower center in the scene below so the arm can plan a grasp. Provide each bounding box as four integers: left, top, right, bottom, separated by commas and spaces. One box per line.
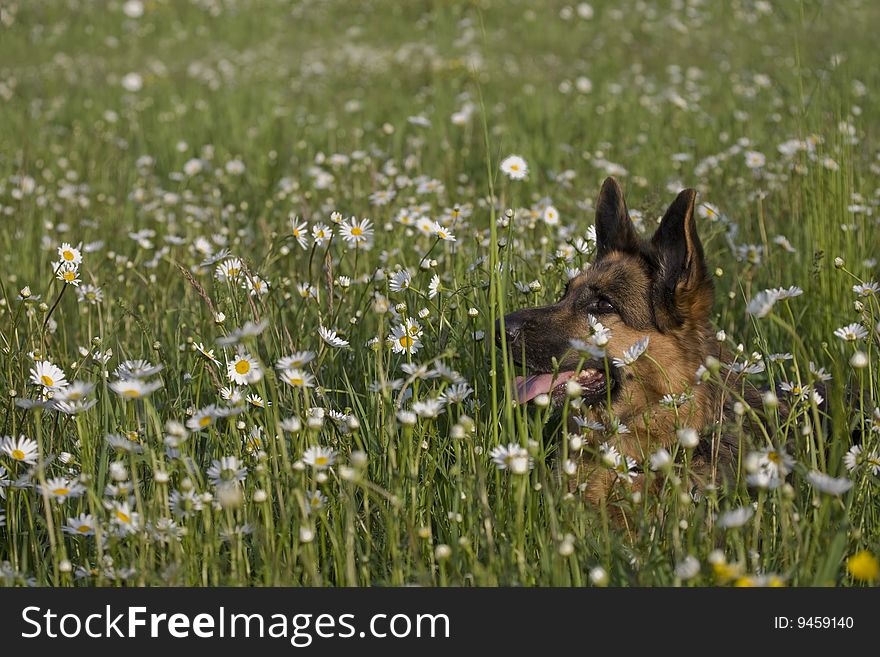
77, 525, 91, 533
398, 336, 413, 348
123, 388, 142, 398
510, 164, 519, 171
315, 456, 329, 466
768, 452, 780, 464
291, 377, 304, 386
52, 487, 70, 496
115, 510, 131, 523
352, 227, 362, 236
41, 374, 55, 387
199, 415, 212, 427
235, 360, 251, 375
11, 449, 26, 460
63, 271, 76, 282
63, 250, 75, 260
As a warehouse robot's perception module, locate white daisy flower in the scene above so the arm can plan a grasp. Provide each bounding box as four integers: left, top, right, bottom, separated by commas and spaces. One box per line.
853, 282, 879, 297
744, 150, 766, 169
1, 435, 39, 465
833, 322, 868, 342
388, 323, 422, 354
612, 336, 649, 368
115, 359, 163, 379
120, 72, 143, 92
312, 223, 333, 246
215, 257, 244, 283
55, 261, 81, 286
302, 446, 336, 470
489, 443, 533, 473
649, 448, 672, 471
57, 242, 83, 265
63, 513, 97, 536
186, 406, 223, 434
716, 506, 755, 529
388, 269, 412, 293
279, 368, 315, 388
291, 219, 309, 249
428, 274, 441, 299
109, 378, 163, 400
76, 284, 104, 305
674, 555, 700, 580
108, 501, 141, 534
432, 222, 456, 242
30, 360, 68, 391
193, 342, 221, 365
207, 456, 247, 487
226, 350, 263, 385
276, 351, 316, 369
439, 384, 473, 404
412, 398, 445, 418
40, 476, 86, 502
500, 155, 529, 180
806, 470, 853, 496
340, 217, 374, 247
319, 326, 349, 348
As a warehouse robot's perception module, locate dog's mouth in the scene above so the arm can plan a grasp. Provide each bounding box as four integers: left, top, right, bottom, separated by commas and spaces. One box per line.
514, 367, 610, 405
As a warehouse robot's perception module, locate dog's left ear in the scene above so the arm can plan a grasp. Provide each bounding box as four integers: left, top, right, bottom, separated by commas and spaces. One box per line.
651, 189, 712, 325
595, 177, 639, 258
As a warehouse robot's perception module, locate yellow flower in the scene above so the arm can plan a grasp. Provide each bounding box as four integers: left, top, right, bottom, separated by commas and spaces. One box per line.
712, 561, 743, 584
847, 550, 879, 583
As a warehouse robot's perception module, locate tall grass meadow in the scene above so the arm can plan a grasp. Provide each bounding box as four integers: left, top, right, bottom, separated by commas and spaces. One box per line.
0, 0, 878, 586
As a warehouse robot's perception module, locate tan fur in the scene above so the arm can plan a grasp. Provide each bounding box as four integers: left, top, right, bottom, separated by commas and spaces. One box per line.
499, 178, 780, 510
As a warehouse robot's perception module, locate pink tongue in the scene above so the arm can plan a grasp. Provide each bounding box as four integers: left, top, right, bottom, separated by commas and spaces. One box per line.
514, 371, 574, 403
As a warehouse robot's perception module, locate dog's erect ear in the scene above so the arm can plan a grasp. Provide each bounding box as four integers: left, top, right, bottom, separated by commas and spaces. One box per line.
651, 188, 712, 326
652, 188, 703, 286
595, 177, 639, 258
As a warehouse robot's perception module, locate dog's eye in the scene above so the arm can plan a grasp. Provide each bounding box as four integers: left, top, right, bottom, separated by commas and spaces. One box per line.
594, 298, 614, 313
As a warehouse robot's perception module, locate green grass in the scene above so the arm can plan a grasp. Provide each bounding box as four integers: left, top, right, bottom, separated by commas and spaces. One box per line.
0, 0, 878, 586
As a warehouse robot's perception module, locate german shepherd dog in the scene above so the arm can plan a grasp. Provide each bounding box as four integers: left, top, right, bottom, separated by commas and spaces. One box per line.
497, 177, 771, 505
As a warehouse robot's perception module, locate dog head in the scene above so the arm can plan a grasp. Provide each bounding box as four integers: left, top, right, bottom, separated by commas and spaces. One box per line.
497, 177, 714, 417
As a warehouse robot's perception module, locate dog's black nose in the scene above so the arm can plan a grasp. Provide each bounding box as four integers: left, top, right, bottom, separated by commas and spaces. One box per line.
494, 314, 522, 347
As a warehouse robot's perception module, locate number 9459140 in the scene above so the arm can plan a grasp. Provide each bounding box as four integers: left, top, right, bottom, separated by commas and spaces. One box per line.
797, 617, 854, 629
